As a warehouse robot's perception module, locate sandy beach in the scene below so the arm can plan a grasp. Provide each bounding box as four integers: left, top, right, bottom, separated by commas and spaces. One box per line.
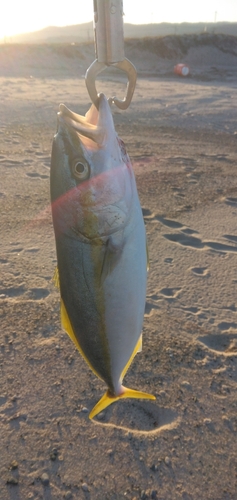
0, 36, 237, 499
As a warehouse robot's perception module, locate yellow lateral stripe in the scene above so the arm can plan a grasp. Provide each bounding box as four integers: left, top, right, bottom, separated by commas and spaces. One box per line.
89, 386, 155, 419
60, 298, 102, 379
120, 335, 142, 381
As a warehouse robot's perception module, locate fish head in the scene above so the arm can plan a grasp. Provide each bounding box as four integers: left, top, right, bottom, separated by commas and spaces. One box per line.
50, 93, 134, 240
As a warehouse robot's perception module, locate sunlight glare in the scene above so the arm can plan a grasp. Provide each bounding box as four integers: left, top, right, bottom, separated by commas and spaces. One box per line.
1, 0, 237, 40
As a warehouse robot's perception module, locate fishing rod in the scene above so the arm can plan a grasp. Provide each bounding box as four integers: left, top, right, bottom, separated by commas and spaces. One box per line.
85, 0, 137, 109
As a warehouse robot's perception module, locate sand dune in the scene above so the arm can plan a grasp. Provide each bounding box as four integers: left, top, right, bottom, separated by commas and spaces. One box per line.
4, 21, 237, 44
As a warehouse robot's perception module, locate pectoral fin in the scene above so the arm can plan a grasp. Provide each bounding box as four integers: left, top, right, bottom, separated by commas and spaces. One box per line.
89, 386, 155, 419
101, 233, 124, 282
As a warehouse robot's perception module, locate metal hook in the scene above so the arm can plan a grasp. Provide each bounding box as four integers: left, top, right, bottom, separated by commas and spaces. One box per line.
85, 0, 137, 110
85, 57, 137, 110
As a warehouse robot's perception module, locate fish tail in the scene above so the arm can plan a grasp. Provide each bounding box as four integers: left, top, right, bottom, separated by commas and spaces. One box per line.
89, 387, 155, 419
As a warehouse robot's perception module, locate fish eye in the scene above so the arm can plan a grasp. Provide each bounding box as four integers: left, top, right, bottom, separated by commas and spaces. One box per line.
72, 161, 89, 181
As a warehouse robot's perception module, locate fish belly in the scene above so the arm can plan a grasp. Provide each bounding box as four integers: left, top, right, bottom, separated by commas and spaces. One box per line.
103, 205, 147, 393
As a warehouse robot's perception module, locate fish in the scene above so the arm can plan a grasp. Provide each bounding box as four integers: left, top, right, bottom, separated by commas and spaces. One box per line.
50, 93, 155, 419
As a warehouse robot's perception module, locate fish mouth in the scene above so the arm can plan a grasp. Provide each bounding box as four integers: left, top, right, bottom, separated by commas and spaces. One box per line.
58, 93, 114, 148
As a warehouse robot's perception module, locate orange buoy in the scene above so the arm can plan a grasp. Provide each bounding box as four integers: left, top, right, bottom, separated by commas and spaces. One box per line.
174, 64, 190, 76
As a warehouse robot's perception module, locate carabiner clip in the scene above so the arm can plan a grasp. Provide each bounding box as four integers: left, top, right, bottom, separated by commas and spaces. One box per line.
85, 58, 137, 110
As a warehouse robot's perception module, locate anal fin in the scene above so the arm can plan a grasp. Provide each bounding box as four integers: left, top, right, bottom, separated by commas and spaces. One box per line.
120, 334, 142, 381
60, 298, 101, 379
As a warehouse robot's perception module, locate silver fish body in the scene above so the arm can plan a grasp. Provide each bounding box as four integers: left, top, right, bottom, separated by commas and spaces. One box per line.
50, 94, 154, 417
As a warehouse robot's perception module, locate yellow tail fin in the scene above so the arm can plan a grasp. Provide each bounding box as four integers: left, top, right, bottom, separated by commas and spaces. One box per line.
89, 386, 155, 419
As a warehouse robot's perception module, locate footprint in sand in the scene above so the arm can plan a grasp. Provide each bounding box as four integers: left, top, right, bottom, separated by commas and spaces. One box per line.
145, 299, 161, 316
164, 232, 204, 249
198, 334, 237, 355
24, 149, 35, 154
225, 197, 237, 207
187, 174, 200, 184
23, 159, 34, 164
10, 247, 24, 253
164, 232, 237, 254
191, 267, 209, 276
0, 286, 50, 300
183, 165, 197, 173
142, 208, 154, 220
168, 156, 197, 167
92, 400, 180, 435
156, 216, 199, 234
159, 287, 182, 299
215, 155, 234, 164
0, 285, 26, 298
1, 159, 22, 167
164, 257, 173, 264
40, 156, 51, 162
206, 241, 237, 253
223, 234, 237, 244
27, 288, 50, 300
156, 216, 183, 229
200, 153, 234, 164
148, 293, 160, 301
217, 321, 237, 331
142, 212, 184, 229
26, 172, 49, 179
43, 158, 51, 168
35, 152, 46, 157
182, 306, 201, 315
0, 396, 7, 406
145, 293, 162, 315
181, 228, 199, 235
145, 303, 155, 316
25, 247, 40, 253
174, 191, 185, 198
143, 213, 237, 255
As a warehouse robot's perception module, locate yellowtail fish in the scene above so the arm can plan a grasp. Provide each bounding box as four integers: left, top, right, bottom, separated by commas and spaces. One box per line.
50, 93, 155, 419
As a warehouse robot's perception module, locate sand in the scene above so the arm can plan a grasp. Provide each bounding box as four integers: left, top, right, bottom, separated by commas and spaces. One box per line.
0, 37, 237, 499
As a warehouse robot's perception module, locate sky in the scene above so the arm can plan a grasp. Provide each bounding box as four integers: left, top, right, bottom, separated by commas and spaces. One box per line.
1, 0, 237, 39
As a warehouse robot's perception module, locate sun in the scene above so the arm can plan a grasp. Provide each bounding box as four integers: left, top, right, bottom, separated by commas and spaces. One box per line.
0, 1, 94, 41
0, 1, 54, 40
0, 2, 38, 39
